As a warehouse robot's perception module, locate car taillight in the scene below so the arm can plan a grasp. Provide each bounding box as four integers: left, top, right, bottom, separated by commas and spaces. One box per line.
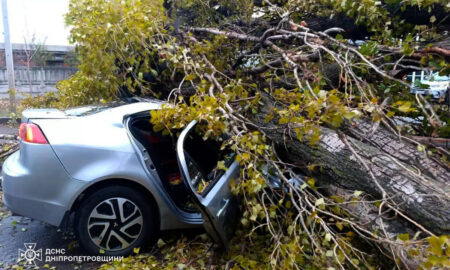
19, 123, 48, 144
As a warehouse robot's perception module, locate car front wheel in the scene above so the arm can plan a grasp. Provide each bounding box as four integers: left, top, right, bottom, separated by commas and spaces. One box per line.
75, 186, 158, 256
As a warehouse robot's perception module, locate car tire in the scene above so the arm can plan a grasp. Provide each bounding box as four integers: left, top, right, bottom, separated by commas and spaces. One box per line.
75, 185, 158, 256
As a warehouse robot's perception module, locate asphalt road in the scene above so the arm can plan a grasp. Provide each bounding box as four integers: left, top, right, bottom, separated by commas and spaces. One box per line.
0, 215, 100, 269
0, 124, 18, 136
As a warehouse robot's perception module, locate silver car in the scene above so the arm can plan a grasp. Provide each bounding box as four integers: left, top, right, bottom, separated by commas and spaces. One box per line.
2, 101, 240, 256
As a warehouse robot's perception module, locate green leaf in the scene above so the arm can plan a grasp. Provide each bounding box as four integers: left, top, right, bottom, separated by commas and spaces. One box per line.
217, 160, 227, 170
398, 101, 412, 113
185, 74, 196, 81
285, 201, 292, 209
343, 111, 356, 120
315, 198, 325, 206
428, 236, 443, 255
398, 233, 409, 241
325, 233, 332, 242
430, 15, 436, 23
157, 238, 166, 248
307, 178, 315, 186
241, 218, 249, 227
402, 43, 414, 56
360, 41, 378, 56
417, 144, 425, 152
405, 34, 413, 43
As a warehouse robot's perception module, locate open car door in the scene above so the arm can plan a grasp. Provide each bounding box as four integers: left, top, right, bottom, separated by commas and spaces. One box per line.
177, 120, 240, 248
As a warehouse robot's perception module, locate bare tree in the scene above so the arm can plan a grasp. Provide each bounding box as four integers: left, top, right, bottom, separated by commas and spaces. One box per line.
23, 34, 48, 93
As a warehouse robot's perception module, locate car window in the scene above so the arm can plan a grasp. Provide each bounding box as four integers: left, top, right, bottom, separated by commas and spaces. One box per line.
64, 101, 129, 116
64, 105, 107, 116
182, 131, 235, 196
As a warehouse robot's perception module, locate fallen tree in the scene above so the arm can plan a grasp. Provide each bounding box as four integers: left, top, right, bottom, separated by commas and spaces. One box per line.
28, 0, 450, 268
253, 95, 450, 234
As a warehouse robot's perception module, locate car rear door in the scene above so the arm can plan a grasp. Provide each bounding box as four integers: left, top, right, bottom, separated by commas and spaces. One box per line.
176, 120, 240, 248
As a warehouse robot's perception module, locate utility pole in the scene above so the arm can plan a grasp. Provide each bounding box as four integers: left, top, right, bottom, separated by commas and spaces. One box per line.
1, 0, 16, 113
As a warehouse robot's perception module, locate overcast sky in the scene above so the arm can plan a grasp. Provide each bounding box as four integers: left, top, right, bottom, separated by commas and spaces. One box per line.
0, 0, 70, 46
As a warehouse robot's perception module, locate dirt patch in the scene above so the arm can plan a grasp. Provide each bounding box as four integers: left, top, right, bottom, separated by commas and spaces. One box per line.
0, 190, 11, 221
0, 99, 13, 118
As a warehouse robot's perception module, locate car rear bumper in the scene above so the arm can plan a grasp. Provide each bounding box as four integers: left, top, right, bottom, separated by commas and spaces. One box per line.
3, 188, 67, 226
2, 143, 86, 226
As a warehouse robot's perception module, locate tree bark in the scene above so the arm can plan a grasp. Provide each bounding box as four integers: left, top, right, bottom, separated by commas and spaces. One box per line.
324, 185, 423, 269
252, 95, 450, 235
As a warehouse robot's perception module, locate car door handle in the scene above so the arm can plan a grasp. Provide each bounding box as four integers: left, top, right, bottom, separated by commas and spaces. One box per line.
216, 198, 230, 218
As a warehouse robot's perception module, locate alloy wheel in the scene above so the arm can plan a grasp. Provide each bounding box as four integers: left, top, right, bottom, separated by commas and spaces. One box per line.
87, 198, 143, 251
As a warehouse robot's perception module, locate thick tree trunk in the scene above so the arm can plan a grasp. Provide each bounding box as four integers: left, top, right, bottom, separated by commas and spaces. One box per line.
325, 185, 423, 269
252, 95, 450, 235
